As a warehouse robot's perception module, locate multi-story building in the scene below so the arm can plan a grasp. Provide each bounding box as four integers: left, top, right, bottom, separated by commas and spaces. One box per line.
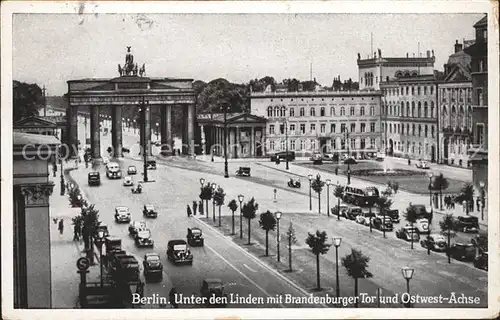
381, 75, 439, 161
250, 91, 382, 157
357, 49, 435, 91
437, 40, 473, 167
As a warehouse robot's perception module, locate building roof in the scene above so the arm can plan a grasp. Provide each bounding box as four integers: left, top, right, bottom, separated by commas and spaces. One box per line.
14, 116, 57, 127
13, 132, 60, 146
473, 15, 487, 28
197, 112, 266, 124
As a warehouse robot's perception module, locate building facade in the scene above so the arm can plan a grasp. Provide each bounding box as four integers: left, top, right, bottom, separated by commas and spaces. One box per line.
250, 91, 383, 157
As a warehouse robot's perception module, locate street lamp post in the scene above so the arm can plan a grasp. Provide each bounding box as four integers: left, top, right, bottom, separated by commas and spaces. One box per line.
333, 237, 342, 298
308, 174, 313, 211
238, 194, 244, 239
199, 177, 205, 188
479, 181, 485, 220
326, 179, 332, 217
139, 97, 149, 183
59, 148, 65, 196
223, 106, 229, 178
428, 172, 434, 208
133, 119, 136, 134
97, 231, 104, 287
212, 183, 217, 223
343, 128, 351, 185
127, 118, 130, 131
275, 211, 282, 262
155, 122, 159, 141
402, 267, 414, 308
284, 119, 289, 170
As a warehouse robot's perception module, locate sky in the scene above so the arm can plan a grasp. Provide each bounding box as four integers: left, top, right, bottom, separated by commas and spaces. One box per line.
13, 13, 484, 96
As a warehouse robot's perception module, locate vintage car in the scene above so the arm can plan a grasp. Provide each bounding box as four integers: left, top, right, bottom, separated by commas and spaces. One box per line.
473, 252, 488, 271
111, 255, 140, 282
143, 204, 158, 218
414, 217, 430, 234
287, 178, 301, 188
127, 165, 137, 175
415, 160, 430, 169
93, 224, 109, 245
420, 234, 447, 252
105, 237, 122, 255
343, 157, 357, 165
88, 172, 101, 186
270, 151, 295, 162
146, 159, 157, 170
455, 216, 479, 233
200, 279, 228, 308
355, 209, 376, 226
448, 243, 476, 261
334, 205, 349, 218
372, 216, 393, 231
103, 157, 110, 165
123, 176, 134, 187
346, 206, 362, 220
235, 167, 251, 177
114, 206, 131, 223
387, 209, 400, 223
143, 253, 163, 281
395, 226, 420, 242
187, 227, 204, 247
167, 240, 193, 265
310, 153, 323, 165
135, 229, 154, 248
129, 221, 147, 237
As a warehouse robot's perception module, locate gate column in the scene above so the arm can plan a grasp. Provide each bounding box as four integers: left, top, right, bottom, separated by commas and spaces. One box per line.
66, 105, 78, 158
160, 105, 173, 155
187, 103, 195, 156
140, 105, 152, 156
111, 106, 123, 157
90, 106, 101, 160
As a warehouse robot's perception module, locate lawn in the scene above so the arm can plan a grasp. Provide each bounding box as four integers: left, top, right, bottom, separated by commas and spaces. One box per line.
296, 161, 466, 195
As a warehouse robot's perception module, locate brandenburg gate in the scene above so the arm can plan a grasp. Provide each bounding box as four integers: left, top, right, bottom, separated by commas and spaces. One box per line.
66, 47, 196, 158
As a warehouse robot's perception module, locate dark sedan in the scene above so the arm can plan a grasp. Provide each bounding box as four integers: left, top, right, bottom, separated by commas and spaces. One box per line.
143, 204, 158, 218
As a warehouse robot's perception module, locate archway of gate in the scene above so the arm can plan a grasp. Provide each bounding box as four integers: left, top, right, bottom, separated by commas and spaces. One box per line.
66, 47, 196, 159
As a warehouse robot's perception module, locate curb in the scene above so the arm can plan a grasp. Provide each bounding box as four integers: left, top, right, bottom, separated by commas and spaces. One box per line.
194, 216, 329, 308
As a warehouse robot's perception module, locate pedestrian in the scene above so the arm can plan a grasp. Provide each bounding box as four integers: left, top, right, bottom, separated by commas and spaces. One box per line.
335, 167, 338, 175
192, 201, 198, 216
53, 217, 58, 225
199, 200, 204, 215
408, 158, 411, 166
169, 287, 178, 308
58, 218, 64, 235
135, 281, 145, 299
187, 205, 192, 217
451, 197, 455, 209
462, 200, 467, 214
73, 224, 79, 241
476, 198, 480, 212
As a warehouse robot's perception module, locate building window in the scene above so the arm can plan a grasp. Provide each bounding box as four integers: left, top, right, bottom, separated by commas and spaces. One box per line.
289, 108, 295, 117
412, 124, 415, 136
360, 123, 366, 133
401, 124, 404, 134
370, 123, 375, 132
267, 106, 272, 117
418, 102, 422, 117
406, 87, 409, 95
320, 124, 326, 133
274, 106, 279, 117
370, 138, 376, 149
411, 86, 415, 95
330, 107, 335, 116
477, 124, 485, 146
350, 123, 356, 133
332, 138, 337, 150
310, 107, 316, 117
299, 107, 305, 117
431, 125, 435, 138
289, 124, 295, 133
360, 106, 365, 116
300, 124, 306, 134
477, 88, 483, 106
331, 123, 336, 133
424, 103, 428, 117
311, 139, 317, 150
360, 138, 366, 149
320, 107, 325, 117
350, 106, 355, 116
340, 107, 345, 116
370, 106, 375, 116
430, 86, 434, 95
417, 86, 421, 95
341, 138, 346, 149
281, 106, 286, 117
299, 139, 304, 150
270, 140, 275, 150
411, 102, 415, 117
350, 139, 356, 150
310, 124, 316, 133
425, 125, 428, 137
424, 86, 427, 95
430, 101, 434, 117
290, 140, 296, 150
280, 124, 284, 134
397, 124, 401, 134
407, 124, 410, 135
341, 123, 346, 133
269, 125, 275, 134
406, 102, 410, 117
389, 124, 392, 133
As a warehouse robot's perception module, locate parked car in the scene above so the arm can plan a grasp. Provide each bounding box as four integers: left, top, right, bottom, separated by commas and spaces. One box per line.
88, 172, 101, 186
270, 151, 295, 162
93, 224, 109, 245
146, 159, 157, 170
448, 243, 475, 261
114, 206, 131, 223
355, 209, 376, 226
123, 176, 134, 186
395, 226, 420, 242
143, 253, 163, 281
143, 204, 158, 218
129, 221, 147, 237
346, 206, 362, 220
415, 160, 430, 169
111, 255, 140, 282
387, 209, 400, 223
473, 252, 488, 271
372, 216, 393, 231
343, 157, 357, 165
200, 279, 228, 308
414, 218, 430, 234
310, 153, 323, 165
455, 216, 479, 233
420, 234, 447, 252
103, 157, 110, 165
167, 240, 193, 265
135, 229, 154, 248
187, 227, 204, 246
127, 165, 137, 175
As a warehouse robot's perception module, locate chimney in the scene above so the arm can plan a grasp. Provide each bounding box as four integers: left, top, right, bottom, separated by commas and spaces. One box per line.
426, 50, 430, 58
454, 40, 463, 53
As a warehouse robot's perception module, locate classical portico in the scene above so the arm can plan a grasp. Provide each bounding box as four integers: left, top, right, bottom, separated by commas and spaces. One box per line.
197, 113, 267, 158
66, 47, 196, 158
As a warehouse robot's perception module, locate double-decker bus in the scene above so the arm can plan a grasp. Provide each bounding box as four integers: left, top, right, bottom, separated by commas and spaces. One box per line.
342, 186, 380, 207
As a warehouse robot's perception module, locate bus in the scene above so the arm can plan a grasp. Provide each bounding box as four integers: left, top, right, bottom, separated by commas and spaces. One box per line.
342, 186, 380, 207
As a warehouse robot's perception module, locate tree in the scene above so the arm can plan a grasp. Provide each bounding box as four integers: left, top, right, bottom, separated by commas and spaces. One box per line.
311, 175, 325, 215
388, 181, 399, 194
439, 214, 457, 263
333, 185, 344, 220
455, 183, 474, 215
286, 222, 297, 272
341, 249, 373, 307
13, 80, 43, 122
213, 186, 226, 227
431, 173, 448, 209
199, 183, 214, 218
404, 204, 419, 249
259, 211, 277, 256
227, 199, 238, 235
81, 204, 101, 264
242, 197, 258, 245
472, 231, 487, 254
67, 185, 82, 207
305, 230, 331, 290
376, 196, 393, 238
